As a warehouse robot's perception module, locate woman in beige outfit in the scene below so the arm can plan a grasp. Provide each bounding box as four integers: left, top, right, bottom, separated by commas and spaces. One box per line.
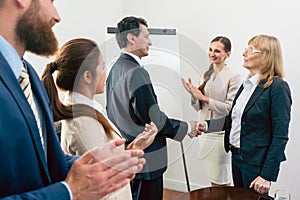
182, 36, 241, 186
42, 38, 157, 200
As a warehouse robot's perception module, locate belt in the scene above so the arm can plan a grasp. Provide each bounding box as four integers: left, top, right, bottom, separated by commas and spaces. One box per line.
229, 144, 240, 154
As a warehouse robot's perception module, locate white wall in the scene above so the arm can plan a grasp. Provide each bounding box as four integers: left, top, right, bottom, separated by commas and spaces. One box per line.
25, 0, 124, 73
122, 0, 300, 198
26, 0, 299, 198
25, 0, 125, 103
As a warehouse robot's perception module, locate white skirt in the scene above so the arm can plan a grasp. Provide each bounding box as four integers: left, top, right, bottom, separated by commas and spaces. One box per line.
198, 133, 231, 184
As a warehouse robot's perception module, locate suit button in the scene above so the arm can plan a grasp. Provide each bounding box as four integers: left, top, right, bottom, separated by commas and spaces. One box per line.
242, 122, 246, 126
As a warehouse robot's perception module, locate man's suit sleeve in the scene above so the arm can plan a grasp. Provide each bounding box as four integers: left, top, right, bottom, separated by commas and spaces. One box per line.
0, 155, 78, 200
0, 183, 70, 200
65, 154, 79, 170
129, 68, 188, 141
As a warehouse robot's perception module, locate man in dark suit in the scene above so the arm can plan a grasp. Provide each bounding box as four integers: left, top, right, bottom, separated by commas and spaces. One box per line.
106, 16, 201, 200
0, 1, 145, 199
198, 35, 292, 195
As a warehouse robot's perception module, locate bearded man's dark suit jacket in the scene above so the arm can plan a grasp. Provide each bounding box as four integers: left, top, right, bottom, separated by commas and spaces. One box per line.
207, 77, 292, 182
106, 53, 188, 199
0, 52, 77, 199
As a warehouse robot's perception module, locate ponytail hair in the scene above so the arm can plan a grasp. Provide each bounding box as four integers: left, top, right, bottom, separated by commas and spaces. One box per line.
41, 38, 119, 140
42, 62, 73, 121
198, 63, 213, 94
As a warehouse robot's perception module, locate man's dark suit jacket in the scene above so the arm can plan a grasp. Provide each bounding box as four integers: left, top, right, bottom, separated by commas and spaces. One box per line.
0, 53, 76, 199
208, 77, 292, 182
106, 53, 188, 180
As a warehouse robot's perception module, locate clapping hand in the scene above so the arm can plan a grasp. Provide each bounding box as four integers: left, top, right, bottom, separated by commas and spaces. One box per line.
65, 139, 145, 200
127, 122, 158, 150
181, 78, 194, 94
182, 78, 209, 103
190, 85, 209, 103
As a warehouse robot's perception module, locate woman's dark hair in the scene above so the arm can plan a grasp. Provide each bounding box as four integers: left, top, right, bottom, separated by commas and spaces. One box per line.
41, 38, 117, 140
198, 36, 231, 94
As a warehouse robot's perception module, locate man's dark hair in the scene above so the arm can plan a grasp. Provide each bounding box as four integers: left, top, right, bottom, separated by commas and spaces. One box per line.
116, 16, 148, 49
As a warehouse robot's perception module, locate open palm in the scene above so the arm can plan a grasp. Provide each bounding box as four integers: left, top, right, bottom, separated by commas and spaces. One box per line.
127, 122, 158, 150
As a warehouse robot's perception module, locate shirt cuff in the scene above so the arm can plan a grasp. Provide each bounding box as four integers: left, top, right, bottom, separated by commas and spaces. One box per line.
61, 181, 73, 200
187, 121, 191, 134
204, 121, 208, 132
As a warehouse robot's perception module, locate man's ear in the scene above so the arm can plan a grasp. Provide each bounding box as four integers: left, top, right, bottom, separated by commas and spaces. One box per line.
83, 70, 92, 84
127, 33, 135, 45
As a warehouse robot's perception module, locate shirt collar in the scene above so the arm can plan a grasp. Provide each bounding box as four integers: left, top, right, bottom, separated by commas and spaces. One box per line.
0, 35, 23, 79
64, 92, 105, 114
123, 51, 144, 67
243, 73, 260, 87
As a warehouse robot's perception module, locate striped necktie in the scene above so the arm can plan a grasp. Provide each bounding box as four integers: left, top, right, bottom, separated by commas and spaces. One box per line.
18, 64, 44, 150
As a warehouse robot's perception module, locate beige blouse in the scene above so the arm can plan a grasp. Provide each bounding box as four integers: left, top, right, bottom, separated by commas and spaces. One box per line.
60, 92, 132, 200
191, 65, 242, 123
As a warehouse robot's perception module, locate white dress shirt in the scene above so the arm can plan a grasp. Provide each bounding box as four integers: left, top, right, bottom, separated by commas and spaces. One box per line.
229, 74, 260, 148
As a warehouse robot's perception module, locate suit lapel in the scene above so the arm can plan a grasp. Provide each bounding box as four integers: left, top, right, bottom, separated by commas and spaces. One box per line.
0, 57, 39, 138
0, 55, 50, 182
243, 85, 265, 114
232, 84, 244, 107
25, 61, 52, 180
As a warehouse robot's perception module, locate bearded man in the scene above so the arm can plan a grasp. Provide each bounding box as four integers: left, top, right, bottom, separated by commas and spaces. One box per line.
0, 1, 145, 199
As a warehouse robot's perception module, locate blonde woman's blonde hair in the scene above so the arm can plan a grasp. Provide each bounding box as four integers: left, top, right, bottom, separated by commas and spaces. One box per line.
248, 34, 284, 88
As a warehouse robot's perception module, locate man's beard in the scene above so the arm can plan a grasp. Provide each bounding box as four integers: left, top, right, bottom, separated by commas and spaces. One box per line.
16, 1, 58, 57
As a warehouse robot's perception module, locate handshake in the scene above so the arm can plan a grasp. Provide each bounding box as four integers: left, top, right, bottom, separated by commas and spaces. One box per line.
188, 121, 207, 138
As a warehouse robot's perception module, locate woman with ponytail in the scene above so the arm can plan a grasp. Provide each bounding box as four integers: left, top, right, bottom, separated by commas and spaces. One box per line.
41, 38, 157, 200
181, 36, 241, 187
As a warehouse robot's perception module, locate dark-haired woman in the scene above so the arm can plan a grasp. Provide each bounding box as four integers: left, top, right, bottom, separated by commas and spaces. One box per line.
41, 38, 157, 200
181, 36, 241, 186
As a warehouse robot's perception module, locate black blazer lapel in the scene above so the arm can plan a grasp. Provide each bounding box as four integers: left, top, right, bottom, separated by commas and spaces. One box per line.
243, 85, 265, 114
235, 85, 244, 98
224, 84, 243, 151
232, 84, 244, 107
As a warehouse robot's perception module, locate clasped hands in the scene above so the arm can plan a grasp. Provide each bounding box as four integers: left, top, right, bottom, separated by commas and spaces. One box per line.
188, 121, 206, 138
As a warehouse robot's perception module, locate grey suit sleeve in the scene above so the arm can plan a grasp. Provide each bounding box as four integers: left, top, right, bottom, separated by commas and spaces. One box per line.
130, 68, 188, 141
206, 116, 226, 133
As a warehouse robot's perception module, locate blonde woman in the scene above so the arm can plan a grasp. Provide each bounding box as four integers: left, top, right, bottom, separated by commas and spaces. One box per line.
198, 34, 292, 194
